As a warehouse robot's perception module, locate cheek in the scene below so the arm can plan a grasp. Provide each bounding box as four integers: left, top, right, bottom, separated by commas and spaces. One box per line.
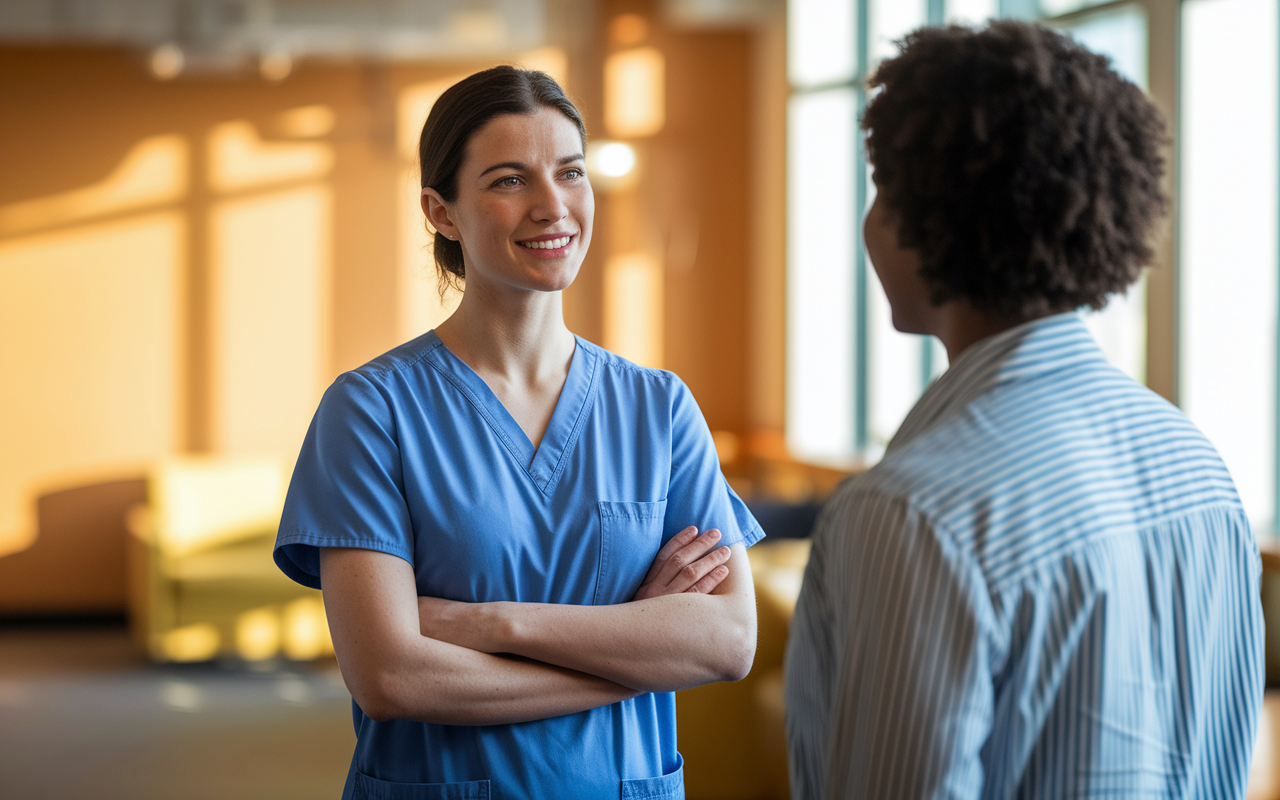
466, 202, 516, 242
573, 190, 595, 250
576, 188, 595, 227
863, 225, 889, 271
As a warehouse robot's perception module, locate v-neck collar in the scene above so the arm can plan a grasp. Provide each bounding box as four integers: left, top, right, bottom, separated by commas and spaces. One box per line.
422, 330, 600, 495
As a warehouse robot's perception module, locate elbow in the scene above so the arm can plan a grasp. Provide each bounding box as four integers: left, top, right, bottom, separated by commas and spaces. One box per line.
347, 670, 403, 722
358, 696, 397, 723
715, 623, 757, 683
721, 643, 755, 683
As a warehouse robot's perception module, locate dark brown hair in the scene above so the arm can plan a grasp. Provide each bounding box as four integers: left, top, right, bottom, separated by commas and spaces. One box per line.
419, 66, 586, 289
863, 21, 1169, 318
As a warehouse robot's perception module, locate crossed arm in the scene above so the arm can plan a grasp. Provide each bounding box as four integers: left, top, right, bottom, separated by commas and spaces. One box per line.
319, 527, 756, 726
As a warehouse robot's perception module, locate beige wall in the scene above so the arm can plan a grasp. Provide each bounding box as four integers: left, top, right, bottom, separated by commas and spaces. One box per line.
0, 46, 561, 563
0, 18, 781, 597
588, 0, 784, 445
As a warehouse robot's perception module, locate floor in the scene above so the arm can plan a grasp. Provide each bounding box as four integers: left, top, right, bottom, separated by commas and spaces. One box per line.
0, 623, 354, 800
4, 622, 1280, 799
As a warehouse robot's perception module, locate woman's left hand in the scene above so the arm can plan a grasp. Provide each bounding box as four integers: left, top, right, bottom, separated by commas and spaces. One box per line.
632, 526, 732, 601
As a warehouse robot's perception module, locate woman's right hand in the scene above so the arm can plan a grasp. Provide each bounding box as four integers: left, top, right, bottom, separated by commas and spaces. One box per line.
632, 526, 733, 601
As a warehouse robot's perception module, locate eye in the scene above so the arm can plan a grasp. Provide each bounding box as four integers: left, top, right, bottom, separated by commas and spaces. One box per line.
562, 168, 584, 181
492, 175, 522, 188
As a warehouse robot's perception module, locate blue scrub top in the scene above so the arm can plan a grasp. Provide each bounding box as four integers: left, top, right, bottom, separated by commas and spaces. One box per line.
274, 330, 764, 800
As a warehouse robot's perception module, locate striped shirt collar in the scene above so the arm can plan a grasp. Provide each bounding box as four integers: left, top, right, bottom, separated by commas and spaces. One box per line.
887, 312, 1106, 455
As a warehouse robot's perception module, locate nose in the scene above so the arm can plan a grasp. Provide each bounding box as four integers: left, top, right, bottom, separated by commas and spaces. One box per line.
530, 178, 569, 223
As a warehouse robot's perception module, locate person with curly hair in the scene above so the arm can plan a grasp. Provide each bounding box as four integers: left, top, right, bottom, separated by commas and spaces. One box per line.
784, 20, 1263, 799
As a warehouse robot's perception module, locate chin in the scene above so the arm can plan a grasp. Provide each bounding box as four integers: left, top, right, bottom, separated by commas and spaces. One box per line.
889, 311, 931, 336
523, 263, 580, 294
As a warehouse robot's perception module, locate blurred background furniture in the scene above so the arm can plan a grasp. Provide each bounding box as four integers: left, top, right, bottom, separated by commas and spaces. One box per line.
1251, 538, 1280, 799
0, 478, 143, 618
677, 523, 815, 799
126, 455, 331, 663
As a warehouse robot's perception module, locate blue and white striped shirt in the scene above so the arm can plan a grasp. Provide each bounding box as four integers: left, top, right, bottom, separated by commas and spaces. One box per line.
784, 313, 1264, 799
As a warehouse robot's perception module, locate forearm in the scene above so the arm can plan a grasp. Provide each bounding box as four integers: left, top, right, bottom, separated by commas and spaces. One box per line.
351, 634, 640, 725
319, 546, 639, 727
500, 594, 753, 692
424, 544, 757, 693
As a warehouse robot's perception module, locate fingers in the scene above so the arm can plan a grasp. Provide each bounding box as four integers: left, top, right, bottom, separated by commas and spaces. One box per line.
686, 563, 730, 594
667, 544, 731, 594
633, 528, 732, 601
641, 526, 698, 584
657, 529, 722, 587
632, 542, 731, 601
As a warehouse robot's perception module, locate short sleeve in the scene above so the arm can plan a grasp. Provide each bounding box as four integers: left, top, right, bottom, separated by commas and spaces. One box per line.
663, 378, 765, 550
273, 371, 415, 589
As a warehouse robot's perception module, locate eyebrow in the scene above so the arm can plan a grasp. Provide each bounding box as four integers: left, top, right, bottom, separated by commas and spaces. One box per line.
478, 154, 585, 178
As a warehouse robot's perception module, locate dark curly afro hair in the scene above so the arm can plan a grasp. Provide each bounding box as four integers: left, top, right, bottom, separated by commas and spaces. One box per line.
863, 20, 1169, 319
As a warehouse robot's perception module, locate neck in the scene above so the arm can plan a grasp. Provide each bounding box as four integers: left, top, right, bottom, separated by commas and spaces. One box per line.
933, 302, 1047, 364
433, 278, 574, 383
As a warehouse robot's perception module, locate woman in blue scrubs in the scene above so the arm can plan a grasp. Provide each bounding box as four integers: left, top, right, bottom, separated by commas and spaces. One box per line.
274, 66, 763, 800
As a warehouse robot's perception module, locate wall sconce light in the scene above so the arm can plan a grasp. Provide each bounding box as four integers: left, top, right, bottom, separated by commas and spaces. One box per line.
586, 140, 639, 191
260, 48, 293, 82
149, 44, 184, 80
610, 13, 648, 46
605, 47, 665, 138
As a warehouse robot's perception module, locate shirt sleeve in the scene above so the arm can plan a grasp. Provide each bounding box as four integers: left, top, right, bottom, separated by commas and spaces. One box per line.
663, 378, 765, 550
784, 487, 996, 799
273, 371, 415, 589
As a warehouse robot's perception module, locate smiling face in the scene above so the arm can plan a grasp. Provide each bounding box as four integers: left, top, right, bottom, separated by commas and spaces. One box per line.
421, 107, 594, 297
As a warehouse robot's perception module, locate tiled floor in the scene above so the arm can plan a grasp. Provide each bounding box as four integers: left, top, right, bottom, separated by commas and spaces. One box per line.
0, 624, 353, 800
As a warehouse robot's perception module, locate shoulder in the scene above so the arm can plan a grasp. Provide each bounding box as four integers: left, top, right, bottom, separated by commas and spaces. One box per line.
575, 337, 688, 410
347, 330, 444, 385
576, 337, 679, 386
860, 363, 1240, 580
320, 331, 453, 411
888, 361, 1229, 500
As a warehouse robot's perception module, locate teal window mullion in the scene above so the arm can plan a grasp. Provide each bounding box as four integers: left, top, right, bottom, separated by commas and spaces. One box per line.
922, 0, 946, 394
928, 0, 946, 25
854, 89, 869, 452
1000, 0, 1041, 20
853, 0, 870, 453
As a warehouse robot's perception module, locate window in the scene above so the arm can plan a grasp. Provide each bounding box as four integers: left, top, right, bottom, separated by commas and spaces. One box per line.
785, 0, 1280, 535
1180, 0, 1278, 534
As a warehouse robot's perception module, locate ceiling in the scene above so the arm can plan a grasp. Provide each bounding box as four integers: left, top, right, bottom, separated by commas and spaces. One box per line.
0, 0, 549, 71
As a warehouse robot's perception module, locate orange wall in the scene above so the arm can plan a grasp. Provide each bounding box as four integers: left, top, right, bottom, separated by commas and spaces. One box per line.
0, 45, 558, 560
588, 0, 782, 442
0, 19, 782, 582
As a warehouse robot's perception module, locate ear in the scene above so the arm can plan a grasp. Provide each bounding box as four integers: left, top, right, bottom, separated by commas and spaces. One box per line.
421, 188, 459, 241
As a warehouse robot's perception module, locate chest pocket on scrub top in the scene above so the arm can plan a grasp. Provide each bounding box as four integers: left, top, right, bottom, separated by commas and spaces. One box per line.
593, 500, 667, 606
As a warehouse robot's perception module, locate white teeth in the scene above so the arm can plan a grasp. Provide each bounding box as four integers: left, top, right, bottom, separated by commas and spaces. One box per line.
520, 236, 571, 250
